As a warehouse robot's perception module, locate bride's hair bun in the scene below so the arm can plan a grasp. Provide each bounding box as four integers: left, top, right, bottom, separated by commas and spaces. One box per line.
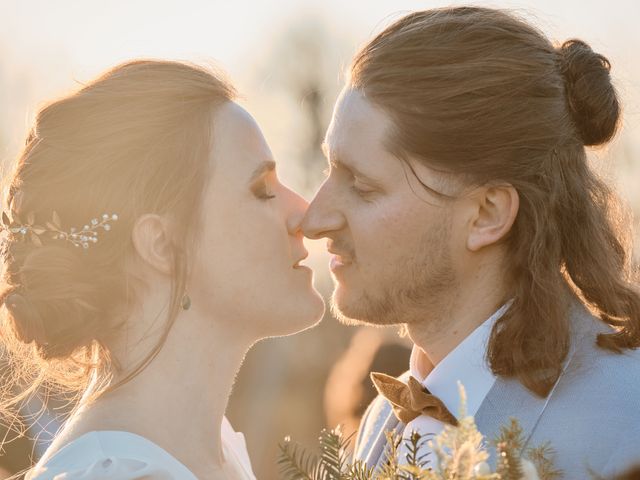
3, 292, 47, 345
558, 39, 620, 147
1, 244, 104, 360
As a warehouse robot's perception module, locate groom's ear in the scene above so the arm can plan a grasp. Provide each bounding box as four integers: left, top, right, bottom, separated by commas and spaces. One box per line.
465, 183, 519, 252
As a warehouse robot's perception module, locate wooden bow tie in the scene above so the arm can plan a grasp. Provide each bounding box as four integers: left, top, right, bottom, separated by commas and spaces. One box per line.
370, 372, 458, 426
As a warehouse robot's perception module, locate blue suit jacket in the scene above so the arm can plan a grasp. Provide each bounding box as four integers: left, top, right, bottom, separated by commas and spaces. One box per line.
354, 301, 640, 478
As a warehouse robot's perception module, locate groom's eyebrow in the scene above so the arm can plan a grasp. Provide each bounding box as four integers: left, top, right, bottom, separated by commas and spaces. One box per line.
321, 142, 382, 186
249, 160, 276, 183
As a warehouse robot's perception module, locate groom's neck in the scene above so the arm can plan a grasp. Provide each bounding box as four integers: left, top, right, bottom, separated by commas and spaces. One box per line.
406, 256, 508, 367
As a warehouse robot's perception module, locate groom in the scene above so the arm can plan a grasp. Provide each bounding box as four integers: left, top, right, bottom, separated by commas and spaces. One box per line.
302, 7, 640, 478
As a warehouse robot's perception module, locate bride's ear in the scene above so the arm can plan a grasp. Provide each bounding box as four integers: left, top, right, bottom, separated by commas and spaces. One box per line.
131, 213, 174, 275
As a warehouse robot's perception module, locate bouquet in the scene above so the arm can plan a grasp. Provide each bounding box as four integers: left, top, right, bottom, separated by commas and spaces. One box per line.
278, 383, 561, 480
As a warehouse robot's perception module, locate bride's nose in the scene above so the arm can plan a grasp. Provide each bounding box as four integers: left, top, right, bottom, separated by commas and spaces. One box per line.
285, 188, 310, 235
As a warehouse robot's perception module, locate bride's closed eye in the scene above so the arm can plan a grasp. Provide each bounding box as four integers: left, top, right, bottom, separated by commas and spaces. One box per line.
252, 180, 276, 200
249, 159, 277, 201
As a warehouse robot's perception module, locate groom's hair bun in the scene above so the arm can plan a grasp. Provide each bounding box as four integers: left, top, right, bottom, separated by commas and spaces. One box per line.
558, 39, 620, 147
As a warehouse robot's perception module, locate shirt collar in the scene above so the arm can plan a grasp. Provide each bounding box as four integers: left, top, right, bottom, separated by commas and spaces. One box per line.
409, 303, 510, 417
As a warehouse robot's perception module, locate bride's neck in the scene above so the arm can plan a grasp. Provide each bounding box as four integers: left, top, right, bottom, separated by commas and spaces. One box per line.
63, 291, 254, 476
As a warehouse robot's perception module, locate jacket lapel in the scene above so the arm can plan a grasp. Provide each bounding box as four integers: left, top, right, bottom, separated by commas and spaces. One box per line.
363, 400, 402, 469
474, 376, 550, 468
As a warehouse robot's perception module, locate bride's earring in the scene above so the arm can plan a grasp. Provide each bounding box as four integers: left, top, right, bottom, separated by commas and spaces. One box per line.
181, 292, 191, 310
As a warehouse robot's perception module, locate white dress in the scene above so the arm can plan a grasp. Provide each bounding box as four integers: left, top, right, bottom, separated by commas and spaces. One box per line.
26, 417, 257, 479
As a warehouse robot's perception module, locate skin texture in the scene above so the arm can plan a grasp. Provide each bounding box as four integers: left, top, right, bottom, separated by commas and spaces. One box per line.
37, 102, 325, 480
303, 87, 519, 368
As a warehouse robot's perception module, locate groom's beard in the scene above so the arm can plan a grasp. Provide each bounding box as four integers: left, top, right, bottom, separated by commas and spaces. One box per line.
330, 221, 457, 328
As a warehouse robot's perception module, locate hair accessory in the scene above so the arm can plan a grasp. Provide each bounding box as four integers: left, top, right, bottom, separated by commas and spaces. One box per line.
0, 210, 118, 250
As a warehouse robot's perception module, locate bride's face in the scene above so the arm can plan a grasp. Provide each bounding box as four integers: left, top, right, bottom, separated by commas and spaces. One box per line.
188, 102, 324, 338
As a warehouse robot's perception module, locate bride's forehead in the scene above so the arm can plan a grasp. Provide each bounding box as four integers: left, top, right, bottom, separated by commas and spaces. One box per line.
212, 101, 261, 140
209, 102, 274, 176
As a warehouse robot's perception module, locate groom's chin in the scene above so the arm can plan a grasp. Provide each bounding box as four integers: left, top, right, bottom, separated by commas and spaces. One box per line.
329, 302, 368, 327
329, 288, 399, 327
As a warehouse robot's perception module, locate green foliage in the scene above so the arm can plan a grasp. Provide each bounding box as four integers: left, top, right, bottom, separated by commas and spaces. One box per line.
345, 461, 376, 480
377, 430, 402, 479
494, 419, 524, 480
526, 443, 562, 480
278, 421, 561, 480
278, 386, 561, 480
404, 431, 431, 473
278, 435, 322, 480
279, 428, 361, 480
319, 428, 351, 479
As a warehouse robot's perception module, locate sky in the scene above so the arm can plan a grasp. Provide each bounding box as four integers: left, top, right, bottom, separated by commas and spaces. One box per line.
1, 0, 639, 199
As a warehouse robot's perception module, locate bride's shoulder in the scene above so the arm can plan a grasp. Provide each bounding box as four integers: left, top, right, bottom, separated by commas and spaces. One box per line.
27, 431, 197, 480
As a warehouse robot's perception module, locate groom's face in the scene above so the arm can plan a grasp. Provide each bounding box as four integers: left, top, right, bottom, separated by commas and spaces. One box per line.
303, 88, 465, 326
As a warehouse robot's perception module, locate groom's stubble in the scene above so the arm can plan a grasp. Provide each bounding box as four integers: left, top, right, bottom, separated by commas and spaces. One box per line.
330, 212, 459, 333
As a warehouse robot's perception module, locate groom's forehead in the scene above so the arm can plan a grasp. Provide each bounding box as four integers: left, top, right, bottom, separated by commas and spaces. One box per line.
324, 132, 402, 183
327, 90, 392, 154
332, 89, 388, 130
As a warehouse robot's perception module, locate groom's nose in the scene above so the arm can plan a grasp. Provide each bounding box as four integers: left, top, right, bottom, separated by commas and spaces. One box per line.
285, 187, 311, 236
301, 181, 345, 240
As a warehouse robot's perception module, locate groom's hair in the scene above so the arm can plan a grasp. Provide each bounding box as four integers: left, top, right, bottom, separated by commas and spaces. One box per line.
349, 7, 640, 397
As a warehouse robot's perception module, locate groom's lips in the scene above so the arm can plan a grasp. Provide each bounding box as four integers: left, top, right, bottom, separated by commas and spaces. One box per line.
328, 249, 354, 271
327, 240, 355, 272
330, 255, 351, 271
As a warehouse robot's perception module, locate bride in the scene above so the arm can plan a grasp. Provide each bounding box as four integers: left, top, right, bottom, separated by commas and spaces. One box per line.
0, 60, 325, 479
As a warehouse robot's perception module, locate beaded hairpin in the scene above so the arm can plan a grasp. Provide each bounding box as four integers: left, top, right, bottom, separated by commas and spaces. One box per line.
0, 210, 118, 250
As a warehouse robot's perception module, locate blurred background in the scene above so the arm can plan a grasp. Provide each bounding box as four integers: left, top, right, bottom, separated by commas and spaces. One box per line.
0, 0, 638, 478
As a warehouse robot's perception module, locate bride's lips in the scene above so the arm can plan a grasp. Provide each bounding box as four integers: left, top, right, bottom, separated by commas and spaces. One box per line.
292, 251, 312, 273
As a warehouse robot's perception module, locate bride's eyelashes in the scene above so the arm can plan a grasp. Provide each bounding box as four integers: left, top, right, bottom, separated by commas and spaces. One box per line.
252, 181, 276, 201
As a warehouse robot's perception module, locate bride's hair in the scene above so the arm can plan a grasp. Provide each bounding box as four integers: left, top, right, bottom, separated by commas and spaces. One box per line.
0, 60, 235, 423
350, 7, 640, 396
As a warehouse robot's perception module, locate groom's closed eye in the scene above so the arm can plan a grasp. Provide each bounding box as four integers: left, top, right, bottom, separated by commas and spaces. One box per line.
325, 157, 382, 187
352, 179, 377, 197
325, 159, 383, 197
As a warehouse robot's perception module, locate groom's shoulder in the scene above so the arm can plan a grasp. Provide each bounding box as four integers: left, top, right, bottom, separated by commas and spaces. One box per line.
566, 310, 640, 396
551, 312, 640, 423
565, 334, 640, 405
530, 324, 640, 474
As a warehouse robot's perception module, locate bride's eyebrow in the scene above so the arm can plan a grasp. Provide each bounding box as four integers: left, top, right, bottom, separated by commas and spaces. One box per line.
248, 160, 276, 184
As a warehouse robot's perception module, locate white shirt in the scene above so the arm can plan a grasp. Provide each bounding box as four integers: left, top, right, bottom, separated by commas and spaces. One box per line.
27, 416, 256, 479
397, 304, 509, 466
